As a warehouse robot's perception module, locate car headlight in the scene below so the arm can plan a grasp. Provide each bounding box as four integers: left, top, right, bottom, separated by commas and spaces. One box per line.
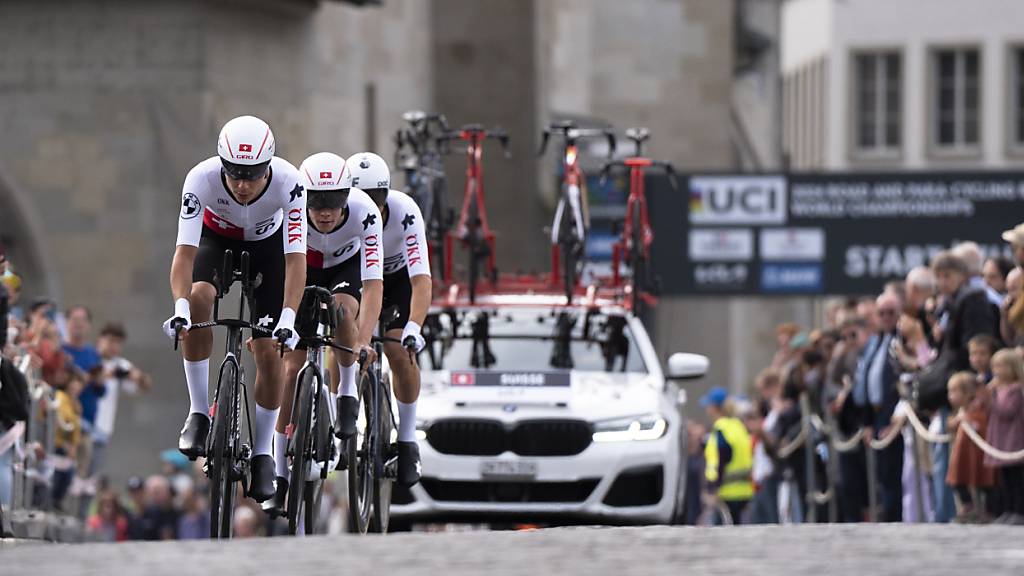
592, 413, 667, 442
415, 420, 429, 441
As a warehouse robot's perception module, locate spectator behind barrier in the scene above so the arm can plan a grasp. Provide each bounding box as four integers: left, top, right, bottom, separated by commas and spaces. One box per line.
945, 371, 996, 523
985, 349, 1024, 524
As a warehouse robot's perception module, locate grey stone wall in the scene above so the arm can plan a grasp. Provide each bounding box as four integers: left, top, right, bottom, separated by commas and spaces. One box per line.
0, 0, 432, 482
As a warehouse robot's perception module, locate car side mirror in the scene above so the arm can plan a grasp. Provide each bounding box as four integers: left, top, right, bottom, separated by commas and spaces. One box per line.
666, 353, 709, 381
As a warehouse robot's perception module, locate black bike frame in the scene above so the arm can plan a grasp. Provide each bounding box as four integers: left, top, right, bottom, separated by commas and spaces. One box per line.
178, 249, 267, 539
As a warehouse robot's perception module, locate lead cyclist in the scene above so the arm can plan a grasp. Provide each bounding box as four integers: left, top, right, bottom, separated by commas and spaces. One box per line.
263, 152, 384, 514
162, 115, 306, 503
345, 152, 430, 486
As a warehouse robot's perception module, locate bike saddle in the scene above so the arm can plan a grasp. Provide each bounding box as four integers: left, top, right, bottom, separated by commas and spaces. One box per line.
625, 127, 650, 143
403, 110, 427, 123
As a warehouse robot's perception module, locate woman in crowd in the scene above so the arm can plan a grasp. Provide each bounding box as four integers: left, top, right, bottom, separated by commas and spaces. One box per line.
983, 256, 1015, 297
86, 490, 129, 542
984, 348, 1024, 524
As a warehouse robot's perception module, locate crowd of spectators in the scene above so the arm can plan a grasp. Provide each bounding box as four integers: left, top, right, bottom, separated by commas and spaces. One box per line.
0, 246, 153, 525
694, 229, 1024, 526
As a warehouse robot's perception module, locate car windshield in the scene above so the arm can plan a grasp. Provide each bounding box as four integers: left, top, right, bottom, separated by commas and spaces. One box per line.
420, 308, 647, 374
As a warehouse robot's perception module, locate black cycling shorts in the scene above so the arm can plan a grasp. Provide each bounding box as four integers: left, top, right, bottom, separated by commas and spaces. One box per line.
306, 254, 363, 302
381, 270, 412, 332
193, 225, 285, 338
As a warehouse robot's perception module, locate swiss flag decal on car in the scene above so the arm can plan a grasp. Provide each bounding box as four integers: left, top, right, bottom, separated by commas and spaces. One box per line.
451, 372, 475, 386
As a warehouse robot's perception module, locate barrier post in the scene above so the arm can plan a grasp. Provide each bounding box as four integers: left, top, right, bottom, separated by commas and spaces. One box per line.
865, 433, 878, 523
800, 394, 816, 523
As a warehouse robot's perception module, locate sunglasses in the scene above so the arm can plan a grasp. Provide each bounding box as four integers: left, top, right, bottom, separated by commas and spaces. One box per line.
308, 189, 349, 211
221, 158, 270, 181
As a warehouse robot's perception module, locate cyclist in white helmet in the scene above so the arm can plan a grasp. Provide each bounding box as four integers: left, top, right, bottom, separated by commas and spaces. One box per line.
163, 115, 306, 503
345, 152, 430, 486
263, 152, 384, 514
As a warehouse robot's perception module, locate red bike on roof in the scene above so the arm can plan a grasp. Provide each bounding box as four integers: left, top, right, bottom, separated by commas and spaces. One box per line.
600, 127, 677, 315
440, 124, 510, 304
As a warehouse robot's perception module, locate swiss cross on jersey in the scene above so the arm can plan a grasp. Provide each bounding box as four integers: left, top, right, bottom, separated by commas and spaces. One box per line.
203, 210, 244, 240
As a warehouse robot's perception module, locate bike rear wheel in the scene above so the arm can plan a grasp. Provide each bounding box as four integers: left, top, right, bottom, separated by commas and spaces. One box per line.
370, 375, 394, 533
347, 370, 375, 534
288, 369, 315, 535
209, 361, 238, 539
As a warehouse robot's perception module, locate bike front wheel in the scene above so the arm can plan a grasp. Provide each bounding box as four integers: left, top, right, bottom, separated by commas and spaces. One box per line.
287, 369, 315, 535
209, 360, 238, 539
347, 370, 375, 534
370, 374, 395, 533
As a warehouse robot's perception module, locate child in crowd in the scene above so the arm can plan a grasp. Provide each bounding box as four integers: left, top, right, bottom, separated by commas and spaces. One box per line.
968, 334, 999, 384
945, 371, 996, 523
985, 348, 1024, 524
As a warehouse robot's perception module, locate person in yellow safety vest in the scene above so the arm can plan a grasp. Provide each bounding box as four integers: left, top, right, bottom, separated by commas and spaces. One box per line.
702, 386, 754, 524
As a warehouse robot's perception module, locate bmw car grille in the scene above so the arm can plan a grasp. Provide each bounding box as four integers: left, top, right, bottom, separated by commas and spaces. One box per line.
426, 419, 593, 456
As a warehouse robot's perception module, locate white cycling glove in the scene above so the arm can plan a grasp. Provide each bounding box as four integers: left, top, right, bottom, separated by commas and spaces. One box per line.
273, 307, 300, 351
162, 298, 192, 340
401, 321, 426, 353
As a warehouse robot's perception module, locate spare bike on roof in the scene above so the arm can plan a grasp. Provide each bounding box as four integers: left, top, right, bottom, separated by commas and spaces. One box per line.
599, 127, 677, 316
394, 111, 453, 278
538, 121, 616, 303
440, 124, 510, 304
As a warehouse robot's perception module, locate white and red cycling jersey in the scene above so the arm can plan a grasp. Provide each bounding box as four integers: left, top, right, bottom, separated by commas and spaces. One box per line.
175, 156, 307, 254
381, 190, 431, 278
306, 188, 384, 281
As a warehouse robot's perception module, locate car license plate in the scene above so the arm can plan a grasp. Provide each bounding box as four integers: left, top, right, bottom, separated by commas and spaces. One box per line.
480, 460, 537, 480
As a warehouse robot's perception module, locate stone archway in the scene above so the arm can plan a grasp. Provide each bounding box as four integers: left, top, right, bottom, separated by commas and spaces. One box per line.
0, 163, 60, 303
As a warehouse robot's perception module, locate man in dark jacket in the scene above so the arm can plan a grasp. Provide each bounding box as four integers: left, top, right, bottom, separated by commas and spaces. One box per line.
934, 252, 1001, 371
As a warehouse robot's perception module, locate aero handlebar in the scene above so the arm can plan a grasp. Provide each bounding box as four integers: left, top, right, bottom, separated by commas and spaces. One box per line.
537, 121, 616, 158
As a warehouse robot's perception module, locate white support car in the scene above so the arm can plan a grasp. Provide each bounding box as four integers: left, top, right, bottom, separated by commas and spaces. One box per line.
390, 295, 708, 525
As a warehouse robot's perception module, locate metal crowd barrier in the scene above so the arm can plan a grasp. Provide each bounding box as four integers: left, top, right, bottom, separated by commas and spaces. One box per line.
771, 384, 1024, 525
9, 353, 58, 514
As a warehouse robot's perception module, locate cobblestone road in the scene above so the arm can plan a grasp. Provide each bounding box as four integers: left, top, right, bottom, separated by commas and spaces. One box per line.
4, 524, 1024, 576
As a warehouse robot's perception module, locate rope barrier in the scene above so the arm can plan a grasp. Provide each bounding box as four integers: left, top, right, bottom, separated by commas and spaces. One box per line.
776, 421, 809, 459
868, 421, 903, 451
903, 404, 952, 444
959, 420, 1024, 463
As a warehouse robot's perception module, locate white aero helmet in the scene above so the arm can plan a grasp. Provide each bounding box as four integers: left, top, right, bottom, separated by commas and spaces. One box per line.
299, 152, 352, 191
346, 152, 390, 191
217, 115, 275, 180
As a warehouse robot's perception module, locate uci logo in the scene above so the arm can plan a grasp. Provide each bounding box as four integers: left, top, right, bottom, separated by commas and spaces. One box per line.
689, 176, 787, 225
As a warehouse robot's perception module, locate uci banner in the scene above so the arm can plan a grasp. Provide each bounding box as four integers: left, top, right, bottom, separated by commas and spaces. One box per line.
649, 172, 1024, 295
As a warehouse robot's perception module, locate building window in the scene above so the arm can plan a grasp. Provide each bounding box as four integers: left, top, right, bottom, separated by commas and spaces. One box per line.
854, 52, 901, 154
1012, 48, 1024, 148
932, 48, 980, 149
